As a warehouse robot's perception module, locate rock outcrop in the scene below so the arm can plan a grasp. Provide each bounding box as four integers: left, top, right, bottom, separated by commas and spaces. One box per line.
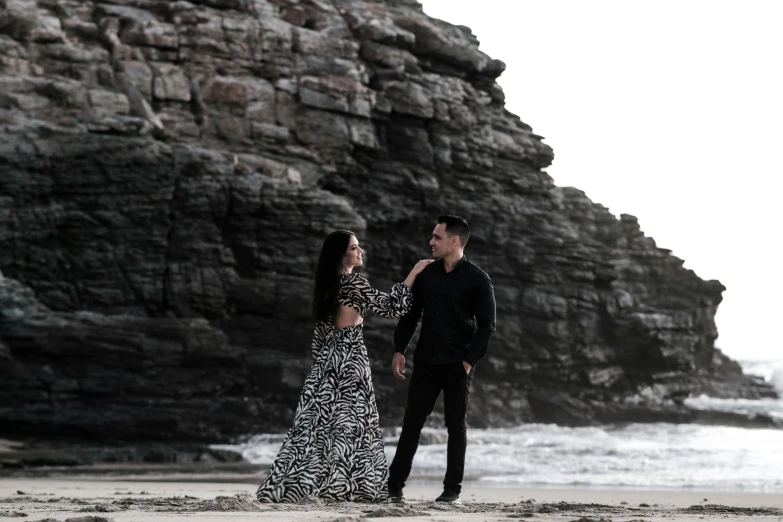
0, 0, 775, 442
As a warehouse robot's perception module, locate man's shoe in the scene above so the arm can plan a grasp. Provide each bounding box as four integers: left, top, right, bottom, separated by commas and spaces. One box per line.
435, 490, 461, 504
388, 487, 405, 503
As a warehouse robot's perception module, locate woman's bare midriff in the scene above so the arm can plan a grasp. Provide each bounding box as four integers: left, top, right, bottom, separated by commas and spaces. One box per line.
334, 304, 363, 330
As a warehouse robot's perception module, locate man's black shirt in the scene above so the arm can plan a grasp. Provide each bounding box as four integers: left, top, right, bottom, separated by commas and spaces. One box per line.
394, 256, 496, 367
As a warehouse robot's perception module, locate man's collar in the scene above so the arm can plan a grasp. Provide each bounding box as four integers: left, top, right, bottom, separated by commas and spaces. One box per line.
440, 255, 467, 272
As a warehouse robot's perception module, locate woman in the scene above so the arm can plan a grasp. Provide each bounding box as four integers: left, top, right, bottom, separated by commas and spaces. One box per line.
256, 230, 433, 503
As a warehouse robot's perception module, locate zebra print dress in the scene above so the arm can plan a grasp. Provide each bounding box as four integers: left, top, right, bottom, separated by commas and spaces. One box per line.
256, 272, 413, 503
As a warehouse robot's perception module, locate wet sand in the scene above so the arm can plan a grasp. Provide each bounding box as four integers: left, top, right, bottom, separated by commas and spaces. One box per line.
2, 477, 783, 522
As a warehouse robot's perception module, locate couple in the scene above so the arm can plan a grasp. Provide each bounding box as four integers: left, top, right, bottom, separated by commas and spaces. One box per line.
256, 215, 497, 504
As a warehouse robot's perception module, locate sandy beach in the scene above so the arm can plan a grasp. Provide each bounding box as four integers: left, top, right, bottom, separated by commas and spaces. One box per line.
2, 474, 783, 522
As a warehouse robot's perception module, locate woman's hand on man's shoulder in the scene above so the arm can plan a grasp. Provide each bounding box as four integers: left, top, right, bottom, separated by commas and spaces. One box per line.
412, 259, 435, 275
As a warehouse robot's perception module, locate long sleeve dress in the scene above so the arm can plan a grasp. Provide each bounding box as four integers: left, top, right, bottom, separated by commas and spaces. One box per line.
256, 272, 413, 503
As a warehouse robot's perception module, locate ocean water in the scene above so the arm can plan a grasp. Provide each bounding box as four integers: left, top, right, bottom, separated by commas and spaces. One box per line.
218, 359, 783, 492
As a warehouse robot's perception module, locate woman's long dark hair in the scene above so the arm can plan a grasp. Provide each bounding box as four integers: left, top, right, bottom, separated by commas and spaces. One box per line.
312, 230, 355, 322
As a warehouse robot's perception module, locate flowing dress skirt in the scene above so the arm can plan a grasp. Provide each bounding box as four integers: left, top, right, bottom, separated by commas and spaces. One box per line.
256, 324, 388, 503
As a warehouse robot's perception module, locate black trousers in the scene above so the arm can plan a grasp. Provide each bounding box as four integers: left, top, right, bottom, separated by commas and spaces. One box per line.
388, 361, 474, 494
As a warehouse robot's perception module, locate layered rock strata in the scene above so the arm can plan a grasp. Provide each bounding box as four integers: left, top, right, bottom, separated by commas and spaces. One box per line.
0, 0, 775, 442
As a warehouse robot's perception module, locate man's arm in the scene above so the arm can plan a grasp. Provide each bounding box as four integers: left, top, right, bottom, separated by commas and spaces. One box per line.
393, 277, 423, 356
464, 273, 496, 367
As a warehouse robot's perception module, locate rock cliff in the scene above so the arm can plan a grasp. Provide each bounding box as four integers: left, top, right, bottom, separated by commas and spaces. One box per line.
0, 0, 775, 442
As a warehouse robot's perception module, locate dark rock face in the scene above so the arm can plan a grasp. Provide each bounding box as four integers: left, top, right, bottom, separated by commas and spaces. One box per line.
0, 0, 775, 442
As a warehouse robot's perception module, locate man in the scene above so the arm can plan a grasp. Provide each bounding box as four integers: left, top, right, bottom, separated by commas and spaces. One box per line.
388, 215, 497, 505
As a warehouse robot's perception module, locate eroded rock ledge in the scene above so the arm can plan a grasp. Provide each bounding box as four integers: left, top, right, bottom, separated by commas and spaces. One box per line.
0, 0, 775, 442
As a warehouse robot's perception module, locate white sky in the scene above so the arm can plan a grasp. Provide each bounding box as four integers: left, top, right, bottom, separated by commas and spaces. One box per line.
420, 0, 782, 361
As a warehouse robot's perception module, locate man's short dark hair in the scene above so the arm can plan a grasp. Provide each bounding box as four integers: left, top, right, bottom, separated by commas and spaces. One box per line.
438, 215, 470, 247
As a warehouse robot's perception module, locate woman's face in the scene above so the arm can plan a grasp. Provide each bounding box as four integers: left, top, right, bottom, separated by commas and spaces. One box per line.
343, 235, 363, 271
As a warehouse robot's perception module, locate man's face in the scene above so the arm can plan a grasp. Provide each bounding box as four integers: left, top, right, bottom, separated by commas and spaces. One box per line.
429, 223, 458, 259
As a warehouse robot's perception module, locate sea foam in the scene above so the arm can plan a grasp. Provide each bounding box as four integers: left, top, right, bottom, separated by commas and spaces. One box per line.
215, 358, 783, 492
